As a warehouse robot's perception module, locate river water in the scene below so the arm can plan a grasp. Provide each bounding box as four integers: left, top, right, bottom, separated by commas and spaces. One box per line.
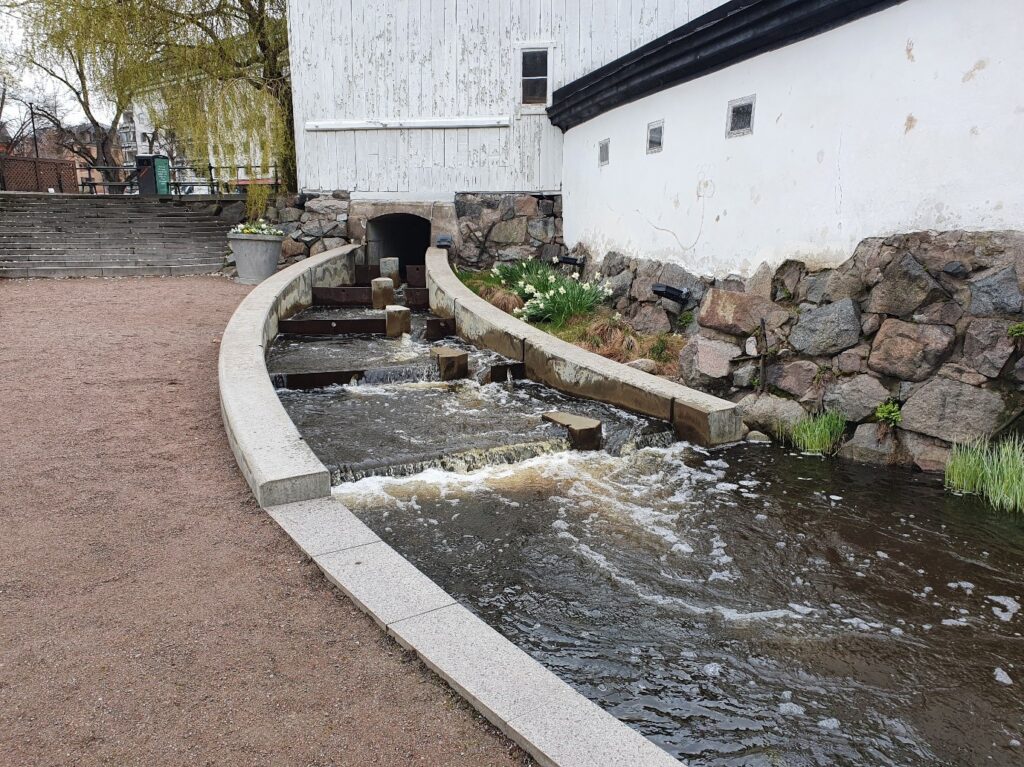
334, 442, 1024, 766
271, 307, 1023, 765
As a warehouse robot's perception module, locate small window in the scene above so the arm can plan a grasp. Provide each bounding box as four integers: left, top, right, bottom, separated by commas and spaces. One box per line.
521, 49, 549, 105
726, 95, 756, 137
598, 139, 610, 166
647, 120, 664, 154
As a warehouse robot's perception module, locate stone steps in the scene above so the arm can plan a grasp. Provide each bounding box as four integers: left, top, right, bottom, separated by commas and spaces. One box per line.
0, 193, 234, 278
0, 263, 225, 279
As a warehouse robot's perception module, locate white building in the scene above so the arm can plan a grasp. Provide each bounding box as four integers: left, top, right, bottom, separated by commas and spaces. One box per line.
286, 0, 1024, 275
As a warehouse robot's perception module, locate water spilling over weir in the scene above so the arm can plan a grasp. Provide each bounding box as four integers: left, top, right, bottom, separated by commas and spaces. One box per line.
271, 302, 1024, 766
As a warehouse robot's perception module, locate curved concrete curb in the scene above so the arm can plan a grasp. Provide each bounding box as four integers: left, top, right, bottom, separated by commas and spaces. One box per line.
426, 248, 743, 446
218, 246, 682, 766
219, 246, 358, 507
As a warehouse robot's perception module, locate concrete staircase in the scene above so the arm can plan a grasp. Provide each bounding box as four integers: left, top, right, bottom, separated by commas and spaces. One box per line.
0, 193, 231, 278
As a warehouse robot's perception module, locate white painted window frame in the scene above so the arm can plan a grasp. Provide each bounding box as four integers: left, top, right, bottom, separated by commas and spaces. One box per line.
726, 94, 756, 138
647, 119, 664, 154
598, 138, 610, 167
516, 40, 556, 115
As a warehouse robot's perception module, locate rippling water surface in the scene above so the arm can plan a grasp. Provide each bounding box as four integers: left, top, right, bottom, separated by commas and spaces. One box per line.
334, 444, 1024, 766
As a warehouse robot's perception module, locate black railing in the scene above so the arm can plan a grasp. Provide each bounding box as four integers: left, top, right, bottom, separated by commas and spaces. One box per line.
76, 163, 279, 197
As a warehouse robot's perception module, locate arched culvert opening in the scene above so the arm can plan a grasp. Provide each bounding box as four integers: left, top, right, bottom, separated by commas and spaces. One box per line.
366, 213, 431, 282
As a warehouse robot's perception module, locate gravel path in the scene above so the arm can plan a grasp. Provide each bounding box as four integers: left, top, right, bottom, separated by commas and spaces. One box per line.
0, 276, 529, 766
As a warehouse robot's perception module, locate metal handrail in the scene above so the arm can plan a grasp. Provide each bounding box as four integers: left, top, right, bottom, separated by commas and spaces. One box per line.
76, 162, 279, 197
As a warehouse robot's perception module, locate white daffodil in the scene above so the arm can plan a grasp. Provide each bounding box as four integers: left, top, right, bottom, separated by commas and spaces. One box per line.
558, 286, 567, 295
613, 312, 622, 321
595, 272, 602, 280
548, 274, 556, 282
551, 256, 559, 263
570, 272, 579, 280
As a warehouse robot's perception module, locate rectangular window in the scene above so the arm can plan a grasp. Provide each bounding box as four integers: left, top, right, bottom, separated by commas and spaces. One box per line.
521, 49, 549, 105
726, 95, 756, 138
598, 138, 610, 166
647, 120, 664, 154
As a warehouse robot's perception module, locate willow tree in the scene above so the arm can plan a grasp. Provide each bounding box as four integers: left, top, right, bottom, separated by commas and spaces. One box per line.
143, 0, 295, 191
8, 0, 156, 181
10, 0, 296, 190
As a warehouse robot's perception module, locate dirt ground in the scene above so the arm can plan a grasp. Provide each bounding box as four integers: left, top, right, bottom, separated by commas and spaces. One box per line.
0, 276, 530, 766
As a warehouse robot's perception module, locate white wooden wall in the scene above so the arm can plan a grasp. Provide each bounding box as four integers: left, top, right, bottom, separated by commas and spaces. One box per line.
286, 0, 729, 198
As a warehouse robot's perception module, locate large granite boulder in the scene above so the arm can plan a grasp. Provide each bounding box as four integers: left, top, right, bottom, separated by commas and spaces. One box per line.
865, 252, 948, 317
678, 336, 740, 385
968, 265, 1022, 316
630, 259, 665, 302
736, 393, 807, 436
868, 319, 955, 381
838, 423, 909, 467
629, 304, 671, 335
901, 378, 1007, 443
962, 319, 1017, 378
660, 263, 709, 309
745, 262, 773, 298
823, 374, 891, 422
789, 298, 861, 356
766, 360, 819, 398
697, 288, 790, 336
601, 251, 630, 277
303, 196, 349, 219
489, 216, 528, 245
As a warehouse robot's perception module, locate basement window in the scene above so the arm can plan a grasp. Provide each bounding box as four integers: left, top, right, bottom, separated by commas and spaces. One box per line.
726, 95, 755, 137
521, 48, 549, 105
598, 138, 610, 166
647, 120, 664, 153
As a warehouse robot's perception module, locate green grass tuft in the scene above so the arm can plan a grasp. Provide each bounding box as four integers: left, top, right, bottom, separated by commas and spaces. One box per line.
786, 410, 847, 455
946, 435, 1024, 514
1008, 322, 1024, 340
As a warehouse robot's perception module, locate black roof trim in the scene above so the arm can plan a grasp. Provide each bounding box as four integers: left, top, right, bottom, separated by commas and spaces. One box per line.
547, 0, 907, 131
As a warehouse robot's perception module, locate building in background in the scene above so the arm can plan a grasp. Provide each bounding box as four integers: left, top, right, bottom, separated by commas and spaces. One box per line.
286, 0, 1024, 277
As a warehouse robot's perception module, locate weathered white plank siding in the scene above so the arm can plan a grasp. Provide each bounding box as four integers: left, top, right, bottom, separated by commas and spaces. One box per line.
287, 0, 729, 197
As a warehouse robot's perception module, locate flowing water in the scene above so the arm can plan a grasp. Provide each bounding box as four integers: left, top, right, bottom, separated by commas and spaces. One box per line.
334, 444, 1024, 766
271, 305, 1024, 764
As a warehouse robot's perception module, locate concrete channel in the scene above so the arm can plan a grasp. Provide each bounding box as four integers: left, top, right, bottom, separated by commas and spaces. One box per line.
219, 244, 742, 766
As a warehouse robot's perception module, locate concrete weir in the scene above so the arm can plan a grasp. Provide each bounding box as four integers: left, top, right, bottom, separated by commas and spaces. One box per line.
425, 247, 743, 446
218, 246, 680, 767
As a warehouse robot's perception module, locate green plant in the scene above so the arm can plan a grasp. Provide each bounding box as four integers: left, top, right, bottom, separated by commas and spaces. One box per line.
875, 400, 903, 428
678, 311, 695, 328
946, 435, 1024, 514
786, 410, 847, 455
516, 276, 611, 327
649, 334, 671, 363
230, 219, 283, 236
1008, 322, 1024, 339
245, 183, 272, 222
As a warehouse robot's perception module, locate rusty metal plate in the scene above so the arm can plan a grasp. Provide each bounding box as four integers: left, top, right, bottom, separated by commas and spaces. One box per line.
354, 264, 382, 286
278, 318, 386, 335
270, 370, 366, 390
312, 286, 373, 306
405, 288, 429, 308
406, 264, 427, 288
424, 317, 455, 342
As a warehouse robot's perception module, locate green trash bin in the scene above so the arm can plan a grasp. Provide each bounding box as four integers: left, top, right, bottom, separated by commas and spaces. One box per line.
136, 154, 171, 196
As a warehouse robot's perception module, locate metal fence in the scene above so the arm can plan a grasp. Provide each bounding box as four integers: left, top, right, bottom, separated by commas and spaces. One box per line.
77, 164, 279, 197
0, 157, 78, 193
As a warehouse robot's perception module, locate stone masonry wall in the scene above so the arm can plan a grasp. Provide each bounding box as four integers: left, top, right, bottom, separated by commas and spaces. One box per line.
265, 191, 353, 264
262, 191, 565, 270
576, 231, 1024, 471
453, 193, 565, 269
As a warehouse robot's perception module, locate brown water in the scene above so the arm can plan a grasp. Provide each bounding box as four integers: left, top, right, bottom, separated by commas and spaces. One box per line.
335, 443, 1024, 766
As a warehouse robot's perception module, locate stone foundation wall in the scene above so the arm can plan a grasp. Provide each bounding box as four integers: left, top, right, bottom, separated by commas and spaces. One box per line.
577, 231, 1024, 471
265, 191, 353, 264
453, 193, 565, 269
263, 190, 564, 270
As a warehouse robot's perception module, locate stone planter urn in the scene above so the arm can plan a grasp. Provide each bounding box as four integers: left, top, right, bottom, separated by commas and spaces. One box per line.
228, 232, 283, 284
